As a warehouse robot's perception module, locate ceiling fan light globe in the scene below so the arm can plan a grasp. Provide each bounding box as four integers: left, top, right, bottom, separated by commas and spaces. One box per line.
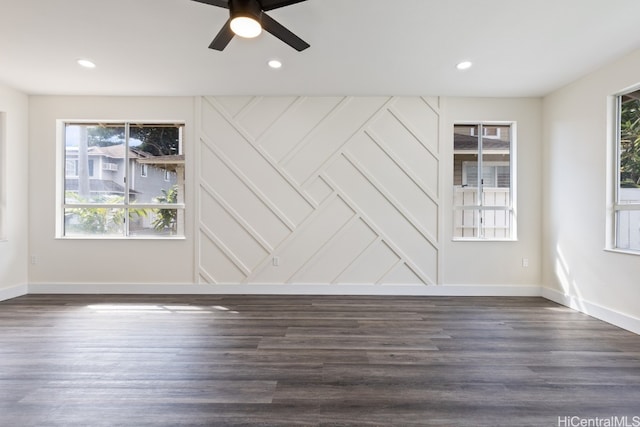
230, 17, 262, 38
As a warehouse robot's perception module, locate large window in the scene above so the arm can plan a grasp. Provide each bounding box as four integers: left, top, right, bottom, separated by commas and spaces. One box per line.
60, 122, 185, 238
613, 89, 640, 252
453, 123, 515, 240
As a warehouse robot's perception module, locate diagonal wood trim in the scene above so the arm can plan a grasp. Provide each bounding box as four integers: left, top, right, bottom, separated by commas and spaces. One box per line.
287, 199, 360, 283
321, 172, 435, 286
199, 179, 274, 253
200, 133, 297, 231
244, 191, 349, 283
199, 222, 251, 277
205, 96, 317, 208
387, 105, 439, 160
296, 97, 394, 188
198, 96, 441, 286
363, 128, 439, 204
341, 152, 438, 250
278, 97, 352, 171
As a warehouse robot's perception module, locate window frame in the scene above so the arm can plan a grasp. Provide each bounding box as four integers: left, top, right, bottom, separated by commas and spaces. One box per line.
453, 121, 517, 241
0, 112, 5, 241
609, 88, 640, 254
56, 120, 186, 239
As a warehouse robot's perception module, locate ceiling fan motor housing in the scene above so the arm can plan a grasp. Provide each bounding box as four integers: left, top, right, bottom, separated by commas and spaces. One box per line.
230, 0, 263, 23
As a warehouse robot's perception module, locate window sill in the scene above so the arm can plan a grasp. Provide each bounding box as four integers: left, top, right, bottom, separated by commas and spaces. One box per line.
604, 247, 640, 257
55, 236, 186, 241
452, 238, 518, 242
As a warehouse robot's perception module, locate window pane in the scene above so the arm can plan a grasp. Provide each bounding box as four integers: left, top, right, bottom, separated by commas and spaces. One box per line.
619, 91, 640, 196
64, 124, 127, 204
615, 90, 640, 252
62, 122, 185, 238
64, 208, 125, 236
454, 125, 479, 185
616, 210, 640, 251
453, 208, 480, 238
454, 123, 514, 240
482, 126, 511, 223
129, 208, 181, 237
128, 125, 184, 205
481, 125, 510, 187
496, 165, 510, 188
482, 209, 512, 239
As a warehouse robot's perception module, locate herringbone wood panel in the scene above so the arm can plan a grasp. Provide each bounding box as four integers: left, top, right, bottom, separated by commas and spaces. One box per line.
198, 96, 440, 286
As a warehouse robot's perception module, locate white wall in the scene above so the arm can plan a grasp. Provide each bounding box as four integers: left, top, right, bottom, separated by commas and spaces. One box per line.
25, 95, 543, 295
442, 97, 543, 287
28, 96, 195, 286
543, 49, 640, 330
0, 83, 29, 299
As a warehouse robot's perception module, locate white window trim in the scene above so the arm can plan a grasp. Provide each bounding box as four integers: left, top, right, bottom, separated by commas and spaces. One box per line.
607, 88, 640, 255
55, 120, 186, 240
453, 122, 517, 241
0, 112, 6, 241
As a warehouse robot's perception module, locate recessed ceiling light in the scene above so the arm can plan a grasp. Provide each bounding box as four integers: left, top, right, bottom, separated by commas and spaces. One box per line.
456, 61, 473, 70
77, 59, 96, 69
268, 59, 282, 69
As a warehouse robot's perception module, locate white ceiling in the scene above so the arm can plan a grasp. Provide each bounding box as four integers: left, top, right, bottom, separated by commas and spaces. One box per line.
1, 0, 640, 97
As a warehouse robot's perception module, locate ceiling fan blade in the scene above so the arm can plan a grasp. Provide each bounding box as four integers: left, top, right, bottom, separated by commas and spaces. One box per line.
209, 19, 235, 50
260, 0, 307, 11
191, 0, 229, 8
261, 12, 310, 51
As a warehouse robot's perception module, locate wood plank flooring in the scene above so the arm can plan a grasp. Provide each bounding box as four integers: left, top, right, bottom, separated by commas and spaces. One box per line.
1, 295, 639, 426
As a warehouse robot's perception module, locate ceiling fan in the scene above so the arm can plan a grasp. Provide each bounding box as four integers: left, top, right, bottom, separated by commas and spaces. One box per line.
191, 0, 310, 51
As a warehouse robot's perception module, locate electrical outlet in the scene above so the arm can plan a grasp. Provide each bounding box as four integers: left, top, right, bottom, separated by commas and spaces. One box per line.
522, 258, 529, 267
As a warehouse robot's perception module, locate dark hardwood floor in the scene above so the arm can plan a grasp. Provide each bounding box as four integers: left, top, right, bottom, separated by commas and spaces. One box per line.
1, 295, 639, 426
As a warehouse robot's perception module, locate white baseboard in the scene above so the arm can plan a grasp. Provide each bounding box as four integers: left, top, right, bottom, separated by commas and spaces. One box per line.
0, 284, 28, 302
27, 282, 543, 297
542, 287, 640, 335
16, 283, 640, 335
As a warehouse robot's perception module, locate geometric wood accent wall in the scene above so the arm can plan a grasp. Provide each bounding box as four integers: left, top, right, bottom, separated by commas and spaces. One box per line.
198, 96, 440, 286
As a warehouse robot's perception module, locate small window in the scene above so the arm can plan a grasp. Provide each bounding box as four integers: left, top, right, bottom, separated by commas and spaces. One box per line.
453, 123, 516, 240
60, 122, 185, 238
613, 89, 640, 252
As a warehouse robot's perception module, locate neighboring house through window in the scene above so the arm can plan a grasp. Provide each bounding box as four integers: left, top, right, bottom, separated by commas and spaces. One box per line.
59, 122, 185, 238
612, 88, 640, 252
453, 123, 516, 240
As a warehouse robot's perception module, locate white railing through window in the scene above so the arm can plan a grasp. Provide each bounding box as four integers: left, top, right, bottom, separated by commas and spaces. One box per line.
454, 187, 512, 239
616, 188, 640, 251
